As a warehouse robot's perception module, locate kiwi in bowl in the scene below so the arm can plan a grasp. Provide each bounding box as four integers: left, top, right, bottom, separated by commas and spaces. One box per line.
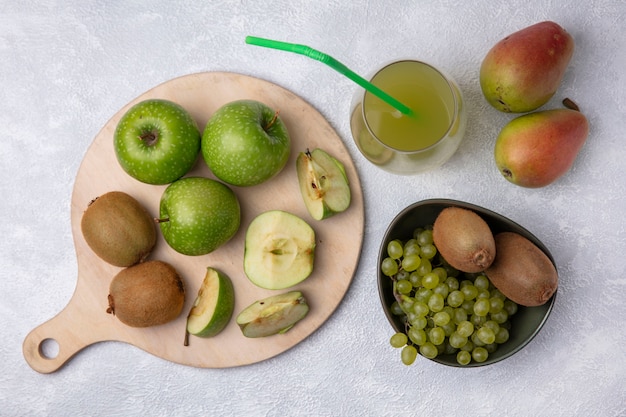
378, 199, 557, 367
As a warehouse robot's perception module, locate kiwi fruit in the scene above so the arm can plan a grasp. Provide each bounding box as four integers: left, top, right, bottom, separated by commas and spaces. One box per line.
81, 191, 156, 267
485, 232, 558, 307
432, 206, 496, 273
107, 260, 185, 327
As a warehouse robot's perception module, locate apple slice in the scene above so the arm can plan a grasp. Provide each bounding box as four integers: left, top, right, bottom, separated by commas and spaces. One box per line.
236, 291, 309, 338
186, 267, 235, 338
296, 148, 351, 220
244, 210, 315, 290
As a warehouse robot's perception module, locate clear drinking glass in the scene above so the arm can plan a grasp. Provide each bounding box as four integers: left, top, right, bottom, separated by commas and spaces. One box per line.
349, 60, 467, 174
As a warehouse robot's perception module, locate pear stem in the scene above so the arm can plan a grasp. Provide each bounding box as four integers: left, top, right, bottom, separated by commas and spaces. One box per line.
562, 98, 580, 111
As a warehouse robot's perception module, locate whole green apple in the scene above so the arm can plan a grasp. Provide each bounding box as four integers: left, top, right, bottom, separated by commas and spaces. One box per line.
158, 177, 240, 256
201, 99, 291, 187
114, 99, 201, 185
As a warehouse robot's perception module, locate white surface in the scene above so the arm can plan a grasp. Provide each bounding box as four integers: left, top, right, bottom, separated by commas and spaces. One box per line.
3, 1, 626, 416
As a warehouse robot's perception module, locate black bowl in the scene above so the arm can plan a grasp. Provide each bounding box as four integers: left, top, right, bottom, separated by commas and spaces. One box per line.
377, 199, 556, 367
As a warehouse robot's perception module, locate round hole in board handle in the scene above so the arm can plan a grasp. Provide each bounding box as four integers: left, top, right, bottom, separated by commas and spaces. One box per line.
39, 338, 60, 360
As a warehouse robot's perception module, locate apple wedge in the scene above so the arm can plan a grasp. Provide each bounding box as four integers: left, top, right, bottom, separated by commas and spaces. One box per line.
236, 291, 309, 338
244, 210, 315, 290
186, 267, 235, 338
296, 148, 351, 220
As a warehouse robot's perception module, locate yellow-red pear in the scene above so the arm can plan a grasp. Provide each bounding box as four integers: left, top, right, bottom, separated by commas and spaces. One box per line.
480, 21, 574, 113
494, 108, 589, 188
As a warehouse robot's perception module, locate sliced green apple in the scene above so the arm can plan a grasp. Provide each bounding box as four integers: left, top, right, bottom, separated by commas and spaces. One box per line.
296, 148, 351, 220
236, 291, 309, 338
244, 210, 315, 290
186, 267, 235, 338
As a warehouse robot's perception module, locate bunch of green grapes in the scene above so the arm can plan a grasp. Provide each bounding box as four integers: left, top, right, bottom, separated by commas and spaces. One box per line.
382, 226, 519, 366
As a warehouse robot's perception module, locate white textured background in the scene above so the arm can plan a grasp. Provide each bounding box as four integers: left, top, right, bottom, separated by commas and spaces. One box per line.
3, 1, 626, 416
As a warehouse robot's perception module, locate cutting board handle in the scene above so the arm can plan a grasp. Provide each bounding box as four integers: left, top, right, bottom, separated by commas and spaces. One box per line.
23, 298, 106, 374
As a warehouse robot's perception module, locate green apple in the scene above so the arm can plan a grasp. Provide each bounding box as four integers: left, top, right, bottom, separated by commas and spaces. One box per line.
236, 291, 309, 338
186, 267, 235, 338
158, 177, 240, 256
296, 148, 351, 220
114, 99, 201, 185
201, 99, 291, 187
244, 210, 316, 290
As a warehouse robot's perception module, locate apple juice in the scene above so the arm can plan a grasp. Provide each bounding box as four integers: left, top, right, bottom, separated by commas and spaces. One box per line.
350, 60, 466, 174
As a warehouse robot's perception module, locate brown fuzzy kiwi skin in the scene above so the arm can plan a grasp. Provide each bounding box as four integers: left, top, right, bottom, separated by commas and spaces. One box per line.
485, 232, 558, 307
81, 191, 156, 267
432, 207, 496, 273
107, 260, 185, 327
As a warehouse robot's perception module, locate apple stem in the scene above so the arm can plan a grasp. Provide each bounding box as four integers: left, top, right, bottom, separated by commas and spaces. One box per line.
139, 129, 159, 146
264, 110, 280, 130
154, 217, 170, 224
183, 329, 190, 347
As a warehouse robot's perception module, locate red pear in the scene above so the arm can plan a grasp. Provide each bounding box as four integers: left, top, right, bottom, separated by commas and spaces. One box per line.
480, 21, 574, 113
494, 107, 589, 188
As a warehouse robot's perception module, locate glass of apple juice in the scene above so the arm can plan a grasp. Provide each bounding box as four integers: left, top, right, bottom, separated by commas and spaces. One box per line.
350, 60, 467, 174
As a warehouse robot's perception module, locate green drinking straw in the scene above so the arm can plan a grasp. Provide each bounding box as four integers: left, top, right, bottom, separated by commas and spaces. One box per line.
245, 36, 415, 117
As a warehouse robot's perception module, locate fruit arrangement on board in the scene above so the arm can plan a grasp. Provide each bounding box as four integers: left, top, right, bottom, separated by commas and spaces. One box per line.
80, 97, 352, 342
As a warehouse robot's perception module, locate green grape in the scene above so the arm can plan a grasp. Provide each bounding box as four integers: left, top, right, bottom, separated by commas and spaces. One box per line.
471, 331, 486, 347
453, 307, 468, 324
461, 284, 478, 300
476, 327, 496, 344
491, 288, 506, 300
470, 313, 487, 327
415, 287, 432, 303
472, 346, 489, 363
473, 298, 491, 317
484, 320, 500, 333
429, 327, 446, 345
387, 239, 404, 259
457, 350, 472, 365
484, 343, 498, 353
461, 299, 475, 314
381, 257, 398, 277
504, 299, 518, 316
419, 342, 438, 359
400, 296, 415, 312
401, 345, 418, 365
396, 270, 409, 281
428, 293, 445, 312
447, 290, 465, 308
390, 301, 404, 316
412, 227, 425, 239
449, 331, 468, 349
412, 301, 430, 317
490, 309, 509, 324
409, 271, 421, 286
474, 275, 490, 290
460, 340, 474, 352
433, 282, 449, 298
433, 311, 450, 326
444, 275, 459, 291
476, 289, 491, 299
416, 258, 432, 276
442, 321, 457, 337
416, 229, 434, 246
408, 327, 427, 345
489, 297, 504, 314
443, 341, 457, 355
396, 279, 413, 294
434, 267, 449, 281
390, 332, 408, 348
495, 327, 510, 344
456, 320, 474, 338
420, 243, 437, 259
421, 272, 440, 289
401, 254, 421, 272
403, 239, 420, 257
460, 279, 473, 289
411, 316, 428, 330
